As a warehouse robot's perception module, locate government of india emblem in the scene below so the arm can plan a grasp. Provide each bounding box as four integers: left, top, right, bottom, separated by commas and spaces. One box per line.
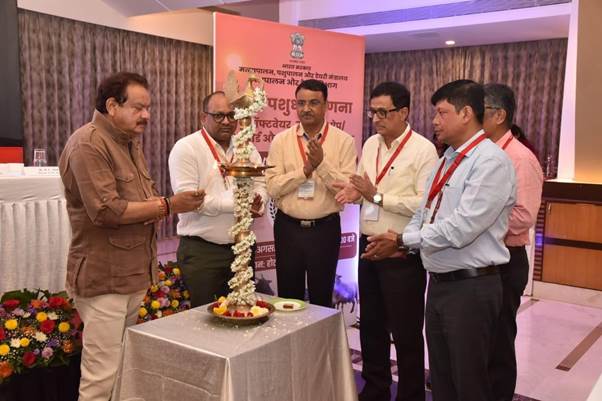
290, 32, 305, 59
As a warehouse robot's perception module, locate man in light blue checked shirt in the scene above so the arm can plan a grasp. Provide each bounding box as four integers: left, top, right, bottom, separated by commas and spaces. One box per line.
365, 80, 515, 401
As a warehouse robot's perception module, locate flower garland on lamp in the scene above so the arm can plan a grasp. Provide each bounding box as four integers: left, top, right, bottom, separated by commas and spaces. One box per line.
211, 72, 271, 319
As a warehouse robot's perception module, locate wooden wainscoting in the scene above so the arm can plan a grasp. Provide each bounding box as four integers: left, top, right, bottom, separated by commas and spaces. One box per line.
542, 202, 602, 291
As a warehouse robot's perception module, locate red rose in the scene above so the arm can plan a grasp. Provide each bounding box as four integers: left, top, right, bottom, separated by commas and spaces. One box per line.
70, 313, 82, 329
48, 297, 65, 308
22, 351, 37, 367
2, 299, 20, 309
40, 319, 56, 334
0, 327, 5, 341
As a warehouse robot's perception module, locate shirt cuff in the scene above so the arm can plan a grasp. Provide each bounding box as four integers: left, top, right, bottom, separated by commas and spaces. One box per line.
95, 199, 128, 227
402, 231, 422, 249
314, 158, 332, 178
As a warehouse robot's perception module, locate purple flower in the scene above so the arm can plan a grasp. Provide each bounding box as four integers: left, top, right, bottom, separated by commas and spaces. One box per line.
41, 347, 54, 359
160, 286, 170, 294
33, 349, 40, 355
12, 308, 25, 316
48, 338, 60, 348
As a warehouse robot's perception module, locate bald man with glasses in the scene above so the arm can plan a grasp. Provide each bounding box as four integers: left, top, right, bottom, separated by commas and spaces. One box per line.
168, 91, 267, 307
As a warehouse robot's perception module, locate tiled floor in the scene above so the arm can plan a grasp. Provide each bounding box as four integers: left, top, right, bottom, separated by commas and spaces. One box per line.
348, 297, 602, 401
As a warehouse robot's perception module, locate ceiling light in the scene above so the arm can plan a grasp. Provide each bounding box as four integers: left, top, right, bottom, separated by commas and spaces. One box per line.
445, 40, 456, 46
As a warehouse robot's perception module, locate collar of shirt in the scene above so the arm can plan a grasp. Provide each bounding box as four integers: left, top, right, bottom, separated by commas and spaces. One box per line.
376, 123, 411, 149
202, 127, 234, 162
92, 110, 133, 146
495, 130, 513, 147
443, 129, 485, 161
297, 121, 327, 141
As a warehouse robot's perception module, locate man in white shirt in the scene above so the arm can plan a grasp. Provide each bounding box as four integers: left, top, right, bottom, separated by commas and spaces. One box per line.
336, 82, 438, 401
168, 91, 267, 307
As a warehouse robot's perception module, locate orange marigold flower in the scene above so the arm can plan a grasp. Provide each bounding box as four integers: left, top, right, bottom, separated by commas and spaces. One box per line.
62, 340, 74, 354
0, 361, 13, 379
30, 299, 43, 309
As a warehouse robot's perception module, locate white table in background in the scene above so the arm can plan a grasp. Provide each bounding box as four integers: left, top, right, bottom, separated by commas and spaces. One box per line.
0, 175, 70, 294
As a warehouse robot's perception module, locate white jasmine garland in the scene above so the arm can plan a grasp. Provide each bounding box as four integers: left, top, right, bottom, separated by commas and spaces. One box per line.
225, 86, 267, 308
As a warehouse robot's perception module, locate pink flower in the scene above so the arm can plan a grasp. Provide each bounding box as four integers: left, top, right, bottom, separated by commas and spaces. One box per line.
41, 347, 54, 359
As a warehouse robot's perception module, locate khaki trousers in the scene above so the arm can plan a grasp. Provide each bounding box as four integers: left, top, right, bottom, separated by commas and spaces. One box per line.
74, 290, 146, 401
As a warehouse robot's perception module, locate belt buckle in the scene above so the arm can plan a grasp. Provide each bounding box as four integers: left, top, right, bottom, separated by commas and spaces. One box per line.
300, 220, 314, 228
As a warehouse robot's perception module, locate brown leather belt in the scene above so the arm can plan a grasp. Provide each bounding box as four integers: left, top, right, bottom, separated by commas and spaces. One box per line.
429, 265, 500, 282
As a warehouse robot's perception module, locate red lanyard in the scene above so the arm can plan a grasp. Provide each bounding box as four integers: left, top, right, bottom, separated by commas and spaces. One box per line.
201, 128, 225, 165
375, 131, 412, 185
426, 133, 488, 222
296, 123, 329, 164
501, 135, 513, 150
200, 128, 234, 188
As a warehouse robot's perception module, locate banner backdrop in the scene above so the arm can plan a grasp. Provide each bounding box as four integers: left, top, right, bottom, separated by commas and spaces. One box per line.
214, 13, 365, 325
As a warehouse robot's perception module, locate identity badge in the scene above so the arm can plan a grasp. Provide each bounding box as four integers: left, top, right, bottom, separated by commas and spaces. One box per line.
363, 202, 380, 221
298, 179, 316, 199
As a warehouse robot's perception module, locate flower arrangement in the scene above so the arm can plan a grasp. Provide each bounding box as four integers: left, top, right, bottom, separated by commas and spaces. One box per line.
0, 289, 82, 383
137, 262, 191, 323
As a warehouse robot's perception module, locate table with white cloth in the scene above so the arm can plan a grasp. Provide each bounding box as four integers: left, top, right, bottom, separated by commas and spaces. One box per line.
0, 176, 71, 294
113, 299, 358, 401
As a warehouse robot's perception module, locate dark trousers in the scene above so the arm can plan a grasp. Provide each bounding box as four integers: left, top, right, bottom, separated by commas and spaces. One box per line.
490, 246, 529, 401
274, 211, 341, 307
358, 236, 426, 401
177, 236, 235, 308
426, 273, 502, 401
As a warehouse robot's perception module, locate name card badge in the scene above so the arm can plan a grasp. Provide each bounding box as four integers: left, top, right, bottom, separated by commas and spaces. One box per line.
362, 202, 380, 222
23, 166, 60, 176
297, 179, 315, 199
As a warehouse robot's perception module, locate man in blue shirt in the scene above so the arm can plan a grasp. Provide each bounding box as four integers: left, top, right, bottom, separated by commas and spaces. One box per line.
364, 80, 515, 401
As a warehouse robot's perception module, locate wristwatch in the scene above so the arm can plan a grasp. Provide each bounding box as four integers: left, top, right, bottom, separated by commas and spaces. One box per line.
372, 192, 383, 206
396, 232, 408, 252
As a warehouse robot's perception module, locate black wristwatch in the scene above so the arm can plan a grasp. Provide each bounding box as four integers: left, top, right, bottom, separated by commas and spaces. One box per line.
396, 232, 408, 251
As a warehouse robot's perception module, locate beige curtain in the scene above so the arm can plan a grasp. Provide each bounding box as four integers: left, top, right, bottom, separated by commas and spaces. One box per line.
364, 39, 567, 172
18, 9, 212, 238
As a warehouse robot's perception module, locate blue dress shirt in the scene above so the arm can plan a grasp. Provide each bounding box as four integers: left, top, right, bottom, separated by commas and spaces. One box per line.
403, 130, 516, 273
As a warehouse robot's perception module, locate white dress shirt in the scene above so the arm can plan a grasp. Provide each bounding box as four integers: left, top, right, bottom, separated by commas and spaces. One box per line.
403, 130, 516, 273
358, 124, 438, 236
168, 129, 267, 244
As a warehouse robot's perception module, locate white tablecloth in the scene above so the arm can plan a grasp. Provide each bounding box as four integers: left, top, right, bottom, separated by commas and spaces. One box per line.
0, 176, 71, 295
114, 299, 358, 401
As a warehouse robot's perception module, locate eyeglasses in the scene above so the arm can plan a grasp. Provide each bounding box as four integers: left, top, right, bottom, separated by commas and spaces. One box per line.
206, 111, 236, 123
367, 107, 401, 119
296, 99, 323, 108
